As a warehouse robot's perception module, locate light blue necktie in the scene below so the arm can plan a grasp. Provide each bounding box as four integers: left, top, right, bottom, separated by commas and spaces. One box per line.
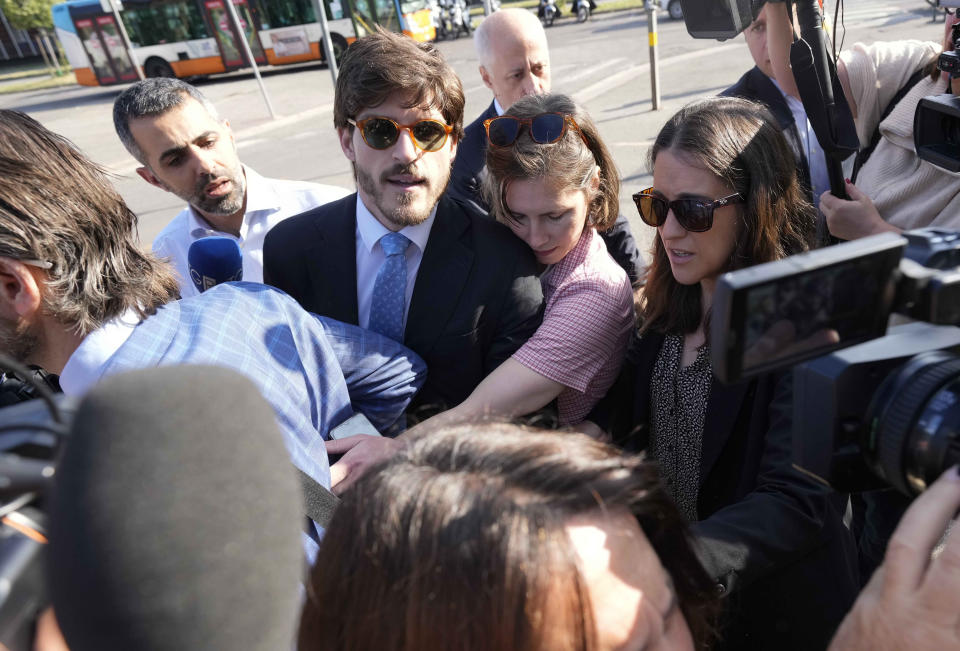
368, 232, 411, 342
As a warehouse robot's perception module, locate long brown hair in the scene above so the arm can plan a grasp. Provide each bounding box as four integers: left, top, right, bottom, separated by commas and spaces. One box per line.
299, 424, 719, 651
484, 93, 621, 233
0, 110, 179, 335
639, 97, 815, 336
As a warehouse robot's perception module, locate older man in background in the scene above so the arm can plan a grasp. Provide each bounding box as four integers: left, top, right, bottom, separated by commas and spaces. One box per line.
448, 9, 641, 283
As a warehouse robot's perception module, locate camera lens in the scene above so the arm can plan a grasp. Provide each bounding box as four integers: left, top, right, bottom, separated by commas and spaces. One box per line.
865, 351, 960, 495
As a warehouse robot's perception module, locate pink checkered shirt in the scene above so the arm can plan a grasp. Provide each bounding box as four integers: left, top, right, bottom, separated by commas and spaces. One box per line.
512, 227, 634, 425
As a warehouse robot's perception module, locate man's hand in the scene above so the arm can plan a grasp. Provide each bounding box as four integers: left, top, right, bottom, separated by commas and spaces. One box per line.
828, 467, 960, 651
820, 180, 900, 241
326, 434, 403, 495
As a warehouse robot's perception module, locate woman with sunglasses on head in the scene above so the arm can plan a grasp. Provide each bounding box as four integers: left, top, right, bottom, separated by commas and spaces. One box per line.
587, 96, 859, 650
414, 93, 633, 429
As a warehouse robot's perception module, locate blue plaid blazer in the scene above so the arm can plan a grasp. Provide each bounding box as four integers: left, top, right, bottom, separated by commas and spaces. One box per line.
100, 282, 427, 495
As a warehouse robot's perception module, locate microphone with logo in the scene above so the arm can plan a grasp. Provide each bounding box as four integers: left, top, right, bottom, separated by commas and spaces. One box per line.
187, 236, 243, 293
48, 366, 304, 651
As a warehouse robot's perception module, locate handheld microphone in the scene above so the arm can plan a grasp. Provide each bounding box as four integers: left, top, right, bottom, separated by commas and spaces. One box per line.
187, 236, 243, 293
48, 366, 303, 651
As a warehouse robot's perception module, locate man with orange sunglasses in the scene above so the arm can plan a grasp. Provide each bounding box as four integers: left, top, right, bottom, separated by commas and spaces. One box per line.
264, 28, 544, 438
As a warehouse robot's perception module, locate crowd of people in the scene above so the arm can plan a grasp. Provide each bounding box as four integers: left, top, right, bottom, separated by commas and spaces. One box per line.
2, 1, 960, 649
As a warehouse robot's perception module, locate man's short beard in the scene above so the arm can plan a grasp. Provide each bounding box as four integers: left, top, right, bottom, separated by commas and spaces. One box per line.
0, 316, 41, 364
189, 167, 246, 216
355, 163, 450, 228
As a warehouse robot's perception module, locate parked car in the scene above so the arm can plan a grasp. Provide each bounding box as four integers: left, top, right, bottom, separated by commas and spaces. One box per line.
651, 0, 682, 20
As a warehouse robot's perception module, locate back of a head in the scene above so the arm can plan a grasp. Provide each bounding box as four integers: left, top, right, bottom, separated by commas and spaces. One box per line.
300, 423, 717, 651
49, 366, 304, 651
0, 109, 178, 335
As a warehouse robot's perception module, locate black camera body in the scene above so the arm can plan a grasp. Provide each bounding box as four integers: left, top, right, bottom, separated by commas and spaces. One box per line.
915, 2, 960, 170
0, 391, 74, 651
712, 229, 960, 496
793, 324, 960, 494
678, 0, 762, 39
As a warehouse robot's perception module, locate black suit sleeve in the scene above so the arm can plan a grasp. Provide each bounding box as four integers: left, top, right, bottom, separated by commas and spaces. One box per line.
263, 221, 292, 293
691, 371, 843, 594
483, 246, 544, 374
448, 105, 495, 212
598, 212, 643, 285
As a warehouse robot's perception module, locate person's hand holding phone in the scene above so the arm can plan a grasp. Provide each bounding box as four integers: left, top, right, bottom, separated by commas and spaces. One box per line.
828, 467, 960, 650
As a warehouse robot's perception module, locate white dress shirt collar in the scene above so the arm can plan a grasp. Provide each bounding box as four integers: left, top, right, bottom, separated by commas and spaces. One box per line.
59, 308, 142, 396
494, 98, 505, 116
355, 195, 436, 255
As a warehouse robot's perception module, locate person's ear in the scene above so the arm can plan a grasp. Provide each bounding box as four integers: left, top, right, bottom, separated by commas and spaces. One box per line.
0, 258, 42, 322
136, 166, 167, 190
479, 65, 494, 92
224, 119, 237, 148
589, 165, 601, 193
448, 130, 459, 160
338, 126, 357, 162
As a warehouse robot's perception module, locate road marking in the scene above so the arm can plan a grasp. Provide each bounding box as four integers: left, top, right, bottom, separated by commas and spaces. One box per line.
461, 59, 617, 94
104, 104, 336, 175
827, 4, 918, 29
562, 57, 628, 85
573, 41, 743, 104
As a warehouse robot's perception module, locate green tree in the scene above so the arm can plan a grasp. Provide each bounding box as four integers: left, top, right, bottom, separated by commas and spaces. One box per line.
0, 0, 63, 74
0, 0, 56, 31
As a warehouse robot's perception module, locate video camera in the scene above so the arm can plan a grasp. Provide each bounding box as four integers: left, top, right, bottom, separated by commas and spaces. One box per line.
0, 364, 75, 651
677, 0, 762, 40
678, 0, 960, 173
711, 228, 960, 496
914, 0, 960, 172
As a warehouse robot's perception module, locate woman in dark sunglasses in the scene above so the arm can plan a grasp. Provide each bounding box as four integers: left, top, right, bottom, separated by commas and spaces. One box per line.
416, 93, 633, 428
587, 97, 860, 650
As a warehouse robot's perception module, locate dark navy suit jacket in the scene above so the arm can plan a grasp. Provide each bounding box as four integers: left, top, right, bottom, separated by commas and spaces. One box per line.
722, 66, 814, 202
595, 331, 859, 650
263, 193, 544, 416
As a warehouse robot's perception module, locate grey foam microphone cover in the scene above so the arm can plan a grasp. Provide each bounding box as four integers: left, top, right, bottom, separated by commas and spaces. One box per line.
48, 365, 304, 651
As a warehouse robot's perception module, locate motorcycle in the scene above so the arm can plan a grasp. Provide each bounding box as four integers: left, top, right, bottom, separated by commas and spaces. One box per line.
444, 0, 472, 39
572, 0, 591, 22
429, 0, 448, 40
538, 0, 558, 26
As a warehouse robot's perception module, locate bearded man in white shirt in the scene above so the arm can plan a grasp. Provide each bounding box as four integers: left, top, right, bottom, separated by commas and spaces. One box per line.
113, 78, 349, 297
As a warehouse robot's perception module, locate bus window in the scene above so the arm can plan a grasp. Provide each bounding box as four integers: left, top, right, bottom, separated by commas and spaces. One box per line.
259, 0, 310, 28
123, 0, 208, 48
373, 0, 400, 32
400, 0, 428, 12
